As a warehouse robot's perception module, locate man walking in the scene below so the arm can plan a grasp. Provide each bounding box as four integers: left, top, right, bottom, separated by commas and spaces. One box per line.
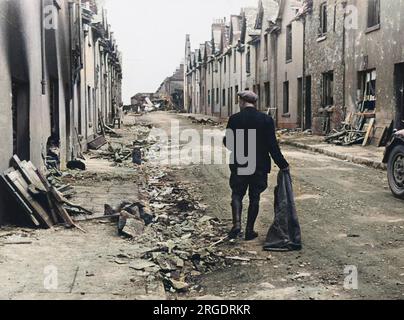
224, 91, 289, 240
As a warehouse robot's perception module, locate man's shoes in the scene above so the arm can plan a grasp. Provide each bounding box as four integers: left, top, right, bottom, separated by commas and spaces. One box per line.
245, 230, 259, 241
229, 226, 242, 239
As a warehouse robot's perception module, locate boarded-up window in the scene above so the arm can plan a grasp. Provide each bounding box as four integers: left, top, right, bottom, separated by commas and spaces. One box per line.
286, 25, 292, 61
368, 0, 380, 28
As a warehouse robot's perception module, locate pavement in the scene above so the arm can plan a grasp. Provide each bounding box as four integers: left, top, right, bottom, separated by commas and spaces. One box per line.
280, 134, 386, 171
178, 112, 387, 171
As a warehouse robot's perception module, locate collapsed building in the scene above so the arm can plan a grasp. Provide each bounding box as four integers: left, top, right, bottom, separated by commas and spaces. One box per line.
156, 65, 185, 110
0, 0, 122, 225
185, 0, 404, 140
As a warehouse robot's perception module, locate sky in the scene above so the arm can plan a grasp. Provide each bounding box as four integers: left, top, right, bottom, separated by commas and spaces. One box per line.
104, 0, 259, 104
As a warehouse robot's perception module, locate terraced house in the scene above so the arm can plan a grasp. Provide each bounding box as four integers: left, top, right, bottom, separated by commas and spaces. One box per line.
0, 0, 122, 224
185, 0, 404, 137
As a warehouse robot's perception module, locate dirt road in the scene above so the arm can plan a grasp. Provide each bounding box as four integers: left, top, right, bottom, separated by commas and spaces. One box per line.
142, 112, 404, 300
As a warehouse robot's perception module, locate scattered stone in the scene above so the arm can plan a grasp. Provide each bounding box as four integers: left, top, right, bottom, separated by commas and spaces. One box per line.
259, 282, 276, 290
115, 259, 128, 265
169, 279, 190, 292
291, 273, 312, 280
129, 260, 158, 271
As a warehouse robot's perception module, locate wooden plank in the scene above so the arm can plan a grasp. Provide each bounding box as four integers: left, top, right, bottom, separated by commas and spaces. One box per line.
88, 135, 107, 150
10, 157, 58, 223
5, 171, 53, 228
10, 156, 46, 192
362, 118, 375, 146
376, 127, 388, 147
36, 170, 86, 233
0, 175, 40, 227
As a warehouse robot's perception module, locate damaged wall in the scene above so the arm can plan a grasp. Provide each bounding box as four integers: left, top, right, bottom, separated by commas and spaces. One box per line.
305, 0, 346, 134
345, 0, 404, 130
0, 0, 122, 226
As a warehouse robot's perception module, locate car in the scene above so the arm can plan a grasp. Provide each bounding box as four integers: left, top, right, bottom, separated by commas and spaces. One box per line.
383, 127, 404, 199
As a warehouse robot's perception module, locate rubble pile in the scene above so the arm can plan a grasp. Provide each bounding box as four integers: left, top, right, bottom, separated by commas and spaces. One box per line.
89, 122, 154, 165
188, 116, 221, 127
104, 169, 264, 294
0, 155, 90, 232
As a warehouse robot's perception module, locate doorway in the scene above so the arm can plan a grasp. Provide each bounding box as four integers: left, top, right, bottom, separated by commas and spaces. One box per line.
297, 77, 303, 128
305, 76, 312, 130
11, 81, 30, 161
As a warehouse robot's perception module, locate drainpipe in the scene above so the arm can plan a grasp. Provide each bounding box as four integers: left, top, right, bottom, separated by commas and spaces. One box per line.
342, 1, 347, 119
273, 32, 279, 127
302, 18, 306, 130
41, 0, 46, 95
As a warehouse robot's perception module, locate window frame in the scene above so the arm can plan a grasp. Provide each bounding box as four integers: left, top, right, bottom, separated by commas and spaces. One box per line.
286, 24, 293, 63
319, 2, 328, 36
367, 0, 381, 32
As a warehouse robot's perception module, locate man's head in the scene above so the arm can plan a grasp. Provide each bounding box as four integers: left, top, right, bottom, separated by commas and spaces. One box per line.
238, 91, 258, 109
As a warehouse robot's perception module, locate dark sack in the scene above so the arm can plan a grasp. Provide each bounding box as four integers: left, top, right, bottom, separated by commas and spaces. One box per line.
264, 170, 302, 252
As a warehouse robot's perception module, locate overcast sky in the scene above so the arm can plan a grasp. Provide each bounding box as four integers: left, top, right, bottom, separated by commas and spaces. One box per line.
104, 0, 259, 103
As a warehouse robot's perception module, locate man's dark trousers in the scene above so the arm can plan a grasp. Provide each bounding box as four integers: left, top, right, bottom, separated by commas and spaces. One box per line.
230, 171, 268, 239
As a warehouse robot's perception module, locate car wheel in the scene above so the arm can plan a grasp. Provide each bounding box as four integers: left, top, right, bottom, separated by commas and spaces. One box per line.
387, 145, 404, 200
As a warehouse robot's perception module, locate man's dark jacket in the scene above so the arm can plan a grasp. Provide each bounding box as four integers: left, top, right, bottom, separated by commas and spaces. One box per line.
224, 107, 289, 175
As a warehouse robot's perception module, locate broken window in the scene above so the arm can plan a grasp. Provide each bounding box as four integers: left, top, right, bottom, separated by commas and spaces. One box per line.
368, 0, 381, 29
264, 82, 270, 108
322, 71, 334, 107
358, 70, 377, 111
283, 81, 289, 114
11, 81, 30, 160
286, 24, 292, 62
319, 2, 327, 35
246, 47, 251, 74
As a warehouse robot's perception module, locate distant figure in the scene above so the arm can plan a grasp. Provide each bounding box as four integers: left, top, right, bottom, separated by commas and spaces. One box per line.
224, 90, 290, 241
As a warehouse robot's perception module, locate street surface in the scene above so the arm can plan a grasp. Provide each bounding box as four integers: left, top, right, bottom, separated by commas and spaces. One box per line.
0, 111, 403, 300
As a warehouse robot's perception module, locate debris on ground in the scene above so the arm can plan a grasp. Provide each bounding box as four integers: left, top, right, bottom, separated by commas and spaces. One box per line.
188, 116, 221, 127
92, 116, 260, 294
0, 155, 90, 232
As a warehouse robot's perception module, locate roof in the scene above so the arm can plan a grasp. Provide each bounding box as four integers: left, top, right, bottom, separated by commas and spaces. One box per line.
229, 15, 242, 45
255, 0, 280, 29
